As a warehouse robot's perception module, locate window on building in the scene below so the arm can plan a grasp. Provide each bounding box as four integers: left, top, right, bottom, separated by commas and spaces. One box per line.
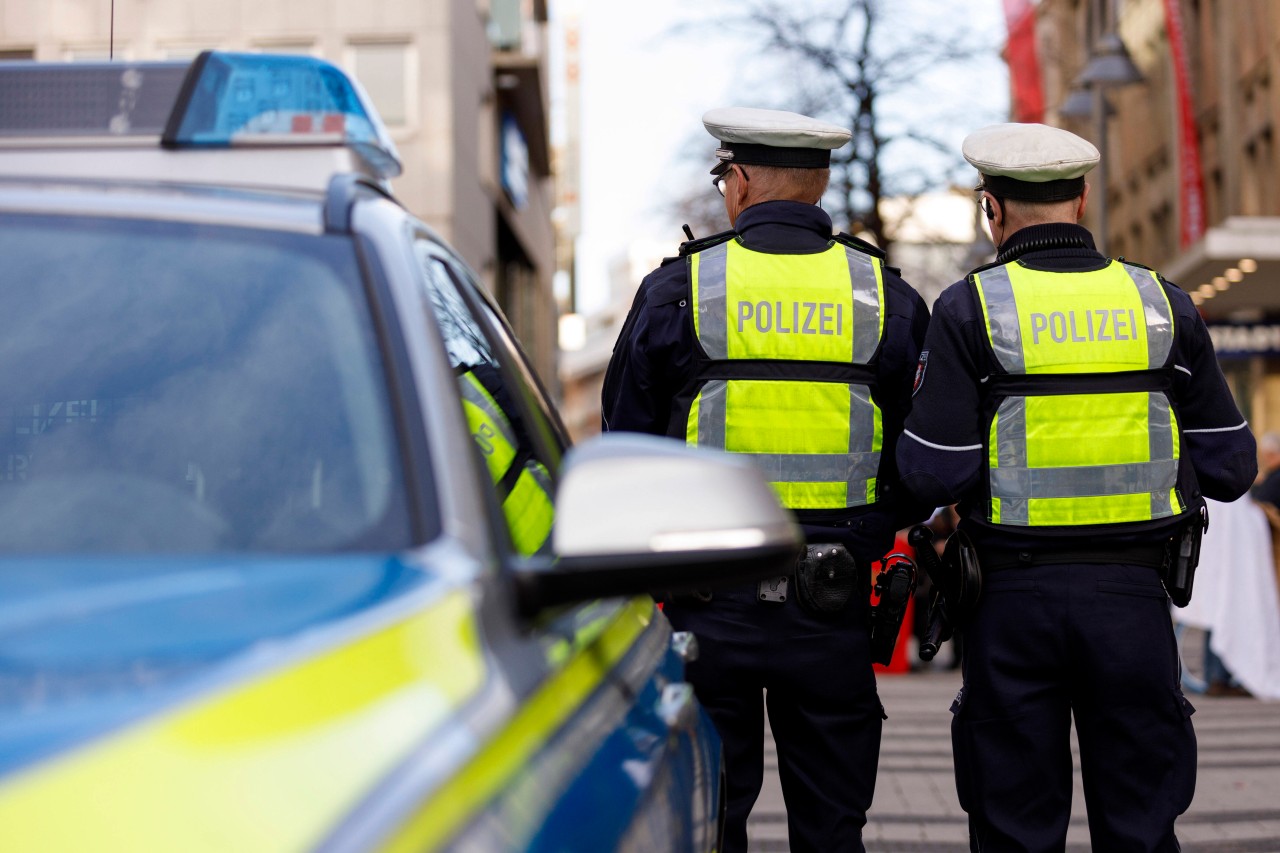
488, 0, 523, 50
348, 43, 412, 127
0, 49, 34, 60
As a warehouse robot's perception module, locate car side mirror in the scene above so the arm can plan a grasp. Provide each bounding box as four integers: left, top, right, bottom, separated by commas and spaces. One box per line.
513, 434, 803, 615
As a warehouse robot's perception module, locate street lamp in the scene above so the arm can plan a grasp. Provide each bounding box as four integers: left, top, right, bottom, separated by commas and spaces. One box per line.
1072, 27, 1145, 256
1058, 85, 1096, 121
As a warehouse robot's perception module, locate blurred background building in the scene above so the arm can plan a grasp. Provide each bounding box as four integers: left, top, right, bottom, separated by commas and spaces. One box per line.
1018, 0, 1280, 432
0, 0, 560, 383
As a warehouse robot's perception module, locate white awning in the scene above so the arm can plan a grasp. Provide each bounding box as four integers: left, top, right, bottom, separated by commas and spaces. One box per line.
1162, 216, 1280, 319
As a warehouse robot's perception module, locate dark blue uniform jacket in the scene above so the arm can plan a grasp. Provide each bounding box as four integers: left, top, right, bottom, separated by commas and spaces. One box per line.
898, 222, 1257, 551
602, 200, 932, 558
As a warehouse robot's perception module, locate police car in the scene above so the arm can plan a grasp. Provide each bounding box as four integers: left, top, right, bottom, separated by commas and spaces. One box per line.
0, 52, 802, 851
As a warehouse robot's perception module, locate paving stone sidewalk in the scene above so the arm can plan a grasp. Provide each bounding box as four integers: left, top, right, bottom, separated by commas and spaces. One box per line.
747, 666, 1280, 852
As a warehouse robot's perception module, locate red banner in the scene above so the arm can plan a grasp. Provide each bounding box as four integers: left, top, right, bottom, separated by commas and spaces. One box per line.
1163, 0, 1207, 247
1003, 0, 1045, 123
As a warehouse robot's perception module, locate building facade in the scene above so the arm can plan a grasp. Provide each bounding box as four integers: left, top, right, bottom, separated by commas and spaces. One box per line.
1026, 0, 1280, 432
0, 0, 559, 382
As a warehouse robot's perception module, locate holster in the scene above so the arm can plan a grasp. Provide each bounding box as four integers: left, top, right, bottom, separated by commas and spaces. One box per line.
1162, 505, 1208, 608
870, 553, 917, 666
909, 525, 983, 662
794, 543, 858, 613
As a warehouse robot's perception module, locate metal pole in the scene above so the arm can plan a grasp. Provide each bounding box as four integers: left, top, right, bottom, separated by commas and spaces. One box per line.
1094, 85, 1109, 257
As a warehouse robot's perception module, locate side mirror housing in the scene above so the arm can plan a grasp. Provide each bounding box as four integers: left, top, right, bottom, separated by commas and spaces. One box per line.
514, 434, 803, 615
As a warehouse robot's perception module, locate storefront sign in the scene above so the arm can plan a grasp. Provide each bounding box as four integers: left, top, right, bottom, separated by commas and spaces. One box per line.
1208, 322, 1280, 357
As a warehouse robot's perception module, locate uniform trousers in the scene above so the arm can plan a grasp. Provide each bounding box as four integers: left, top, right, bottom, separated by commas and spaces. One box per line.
665, 582, 883, 853
953, 561, 1197, 852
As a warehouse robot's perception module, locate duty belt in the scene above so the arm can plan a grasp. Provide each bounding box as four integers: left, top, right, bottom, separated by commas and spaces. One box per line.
980, 542, 1168, 572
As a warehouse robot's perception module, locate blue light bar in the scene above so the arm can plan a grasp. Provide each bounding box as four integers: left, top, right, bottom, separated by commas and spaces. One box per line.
162, 51, 402, 179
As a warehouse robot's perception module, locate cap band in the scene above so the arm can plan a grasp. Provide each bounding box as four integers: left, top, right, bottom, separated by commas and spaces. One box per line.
981, 173, 1086, 201
715, 141, 832, 169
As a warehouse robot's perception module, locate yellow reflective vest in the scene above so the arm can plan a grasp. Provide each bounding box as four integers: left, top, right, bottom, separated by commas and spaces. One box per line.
676, 236, 886, 512
459, 371, 554, 556
973, 259, 1182, 528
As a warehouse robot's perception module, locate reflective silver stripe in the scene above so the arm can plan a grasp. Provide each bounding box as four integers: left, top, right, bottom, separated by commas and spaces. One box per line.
695, 379, 728, 450
848, 385, 879, 505
695, 242, 730, 359
846, 247, 883, 364
525, 461, 553, 497
1148, 392, 1174, 462
1001, 499, 1030, 525
850, 385, 876, 456
976, 264, 1025, 373
739, 451, 879, 485
995, 397, 1027, 471
993, 397, 1030, 524
1121, 262, 1175, 368
990, 459, 1179, 500
460, 375, 517, 448
1148, 392, 1175, 517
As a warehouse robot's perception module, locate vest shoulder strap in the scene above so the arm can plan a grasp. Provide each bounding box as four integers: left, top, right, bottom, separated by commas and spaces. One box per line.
985, 367, 1175, 397
833, 232, 886, 260
1115, 256, 1157, 272
968, 258, 1005, 278
833, 233, 902, 278
679, 229, 737, 257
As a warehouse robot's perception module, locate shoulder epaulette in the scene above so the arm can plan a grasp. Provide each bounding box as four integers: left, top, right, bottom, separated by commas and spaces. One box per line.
678, 229, 737, 257
1114, 256, 1157, 272
967, 257, 1006, 278
833, 232, 887, 260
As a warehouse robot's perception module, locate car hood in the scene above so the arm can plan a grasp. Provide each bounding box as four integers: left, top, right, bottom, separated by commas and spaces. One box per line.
0, 554, 430, 779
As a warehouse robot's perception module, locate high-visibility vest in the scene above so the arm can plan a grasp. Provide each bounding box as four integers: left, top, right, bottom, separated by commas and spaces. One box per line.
675, 236, 886, 512
973, 259, 1183, 528
459, 371, 554, 556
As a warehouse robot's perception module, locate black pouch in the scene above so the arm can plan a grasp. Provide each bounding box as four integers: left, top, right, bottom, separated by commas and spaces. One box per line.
795, 543, 857, 613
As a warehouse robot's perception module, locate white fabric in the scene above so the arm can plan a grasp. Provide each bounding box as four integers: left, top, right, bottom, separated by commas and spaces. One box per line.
702, 107, 850, 150
962, 122, 1099, 181
1174, 496, 1280, 700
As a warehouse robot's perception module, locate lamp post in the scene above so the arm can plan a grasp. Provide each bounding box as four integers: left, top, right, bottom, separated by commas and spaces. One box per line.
1077, 31, 1144, 256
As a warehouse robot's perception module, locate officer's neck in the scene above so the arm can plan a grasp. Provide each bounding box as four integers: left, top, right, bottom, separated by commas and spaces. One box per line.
996, 222, 1096, 264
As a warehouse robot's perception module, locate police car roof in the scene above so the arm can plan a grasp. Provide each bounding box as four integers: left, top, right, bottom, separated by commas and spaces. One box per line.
0, 51, 401, 194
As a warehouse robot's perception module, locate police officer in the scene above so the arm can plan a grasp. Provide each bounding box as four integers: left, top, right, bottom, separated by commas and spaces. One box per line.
898, 123, 1257, 851
603, 107, 929, 853
458, 363, 554, 556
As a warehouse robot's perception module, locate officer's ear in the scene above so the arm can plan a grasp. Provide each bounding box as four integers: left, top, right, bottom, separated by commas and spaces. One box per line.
981, 192, 1002, 228
1075, 183, 1090, 223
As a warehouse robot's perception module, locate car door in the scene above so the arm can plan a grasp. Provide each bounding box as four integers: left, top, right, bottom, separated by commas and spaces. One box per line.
407, 234, 722, 852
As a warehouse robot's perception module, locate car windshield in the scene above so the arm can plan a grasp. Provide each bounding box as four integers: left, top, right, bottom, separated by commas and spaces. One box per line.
0, 213, 413, 553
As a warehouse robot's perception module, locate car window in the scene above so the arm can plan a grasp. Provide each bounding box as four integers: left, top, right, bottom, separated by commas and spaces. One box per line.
0, 214, 413, 553
444, 258, 571, 467
413, 238, 556, 557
